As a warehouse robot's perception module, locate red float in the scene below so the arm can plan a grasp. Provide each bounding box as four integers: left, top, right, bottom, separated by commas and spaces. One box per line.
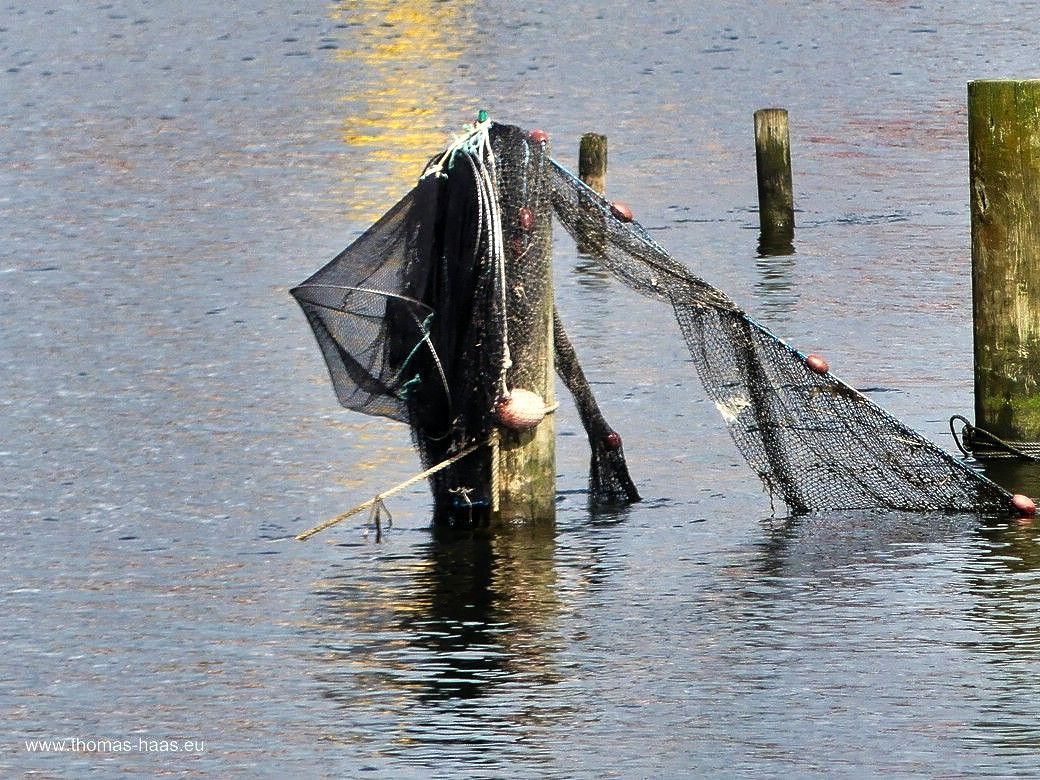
1012, 493, 1037, 516
518, 206, 534, 230
496, 389, 547, 431
806, 354, 829, 374
604, 431, 622, 450
610, 201, 633, 223
528, 129, 550, 144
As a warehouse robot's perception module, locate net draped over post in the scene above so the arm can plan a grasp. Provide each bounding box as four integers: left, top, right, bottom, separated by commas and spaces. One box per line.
292, 119, 1014, 517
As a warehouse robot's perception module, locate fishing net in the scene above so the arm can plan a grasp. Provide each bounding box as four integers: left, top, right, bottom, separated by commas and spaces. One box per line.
293, 120, 638, 521
293, 117, 1015, 518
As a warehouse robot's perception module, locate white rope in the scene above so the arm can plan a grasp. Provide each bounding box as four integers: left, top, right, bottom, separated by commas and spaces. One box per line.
420, 116, 494, 180
421, 116, 512, 399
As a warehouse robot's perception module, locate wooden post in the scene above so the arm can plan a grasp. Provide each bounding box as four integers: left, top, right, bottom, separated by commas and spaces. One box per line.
579, 133, 608, 195
493, 126, 556, 523
969, 79, 1040, 450
754, 108, 795, 254
577, 133, 608, 258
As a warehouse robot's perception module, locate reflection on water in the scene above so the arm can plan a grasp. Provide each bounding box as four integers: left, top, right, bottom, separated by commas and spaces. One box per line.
740, 510, 1040, 772
308, 523, 566, 770
965, 518, 1040, 759
753, 251, 799, 322
330, 0, 478, 223
980, 459, 1040, 503
294, 504, 1040, 775
757, 229, 795, 259
571, 255, 613, 289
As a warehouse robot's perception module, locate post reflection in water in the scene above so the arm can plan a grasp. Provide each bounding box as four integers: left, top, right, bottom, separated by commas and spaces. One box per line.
329, 0, 478, 224
964, 480, 1040, 759
745, 504, 1040, 769
308, 523, 566, 763
757, 231, 795, 259
752, 251, 798, 323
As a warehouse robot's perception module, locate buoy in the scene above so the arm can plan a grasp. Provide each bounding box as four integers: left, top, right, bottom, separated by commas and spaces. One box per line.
610, 201, 633, 223
496, 389, 547, 431
604, 431, 622, 450
518, 206, 534, 230
1012, 493, 1037, 516
528, 129, 549, 144
806, 353, 829, 374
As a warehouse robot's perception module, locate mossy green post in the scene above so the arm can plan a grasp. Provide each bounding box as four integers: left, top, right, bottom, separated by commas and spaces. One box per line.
754, 108, 795, 250
579, 133, 608, 195
969, 80, 1040, 446
494, 134, 556, 524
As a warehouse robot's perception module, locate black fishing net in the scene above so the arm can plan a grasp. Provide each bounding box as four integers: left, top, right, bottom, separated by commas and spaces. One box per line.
548, 160, 1012, 513
293, 118, 1015, 518
293, 121, 637, 522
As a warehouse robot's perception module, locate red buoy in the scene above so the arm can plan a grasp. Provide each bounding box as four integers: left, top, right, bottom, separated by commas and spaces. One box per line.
610, 201, 633, 223
604, 431, 622, 450
806, 354, 829, 374
528, 129, 549, 145
518, 206, 534, 230
1012, 493, 1037, 516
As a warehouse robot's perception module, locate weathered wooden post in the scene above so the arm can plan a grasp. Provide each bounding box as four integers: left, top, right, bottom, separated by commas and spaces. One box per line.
576, 133, 608, 258
579, 132, 608, 195
754, 108, 795, 254
493, 127, 556, 523
969, 80, 1040, 454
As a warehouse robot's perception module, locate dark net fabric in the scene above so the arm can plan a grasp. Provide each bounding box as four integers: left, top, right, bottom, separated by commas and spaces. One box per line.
553, 311, 640, 504
293, 120, 1012, 517
548, 160, 1012, 513
293, 123, 639, 517
291, 185, 439, 422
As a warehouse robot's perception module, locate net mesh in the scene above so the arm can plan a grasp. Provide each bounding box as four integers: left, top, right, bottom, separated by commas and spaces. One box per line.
292, 119, 1013, 517
548, 160, 1011, 513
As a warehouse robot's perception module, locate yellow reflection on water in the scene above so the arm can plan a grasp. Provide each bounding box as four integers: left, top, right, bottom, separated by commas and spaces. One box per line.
330, 1, 477, 224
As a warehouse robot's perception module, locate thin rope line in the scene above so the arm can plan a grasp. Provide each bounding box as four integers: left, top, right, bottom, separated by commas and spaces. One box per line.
490, 427, 500, 513
294, 440, 487, 541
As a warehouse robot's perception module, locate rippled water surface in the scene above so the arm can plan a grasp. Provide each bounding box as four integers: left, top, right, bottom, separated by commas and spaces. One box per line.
6, 1, 1040, 776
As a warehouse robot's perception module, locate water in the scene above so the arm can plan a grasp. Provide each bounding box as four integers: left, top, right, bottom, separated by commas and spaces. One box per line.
5, 0, 1040, 775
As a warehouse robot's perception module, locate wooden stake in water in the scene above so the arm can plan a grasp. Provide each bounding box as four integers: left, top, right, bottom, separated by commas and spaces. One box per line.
494, 129, 556, 523
579, 133, 608, 195
754, 108, 795, 253
576, 133, 609, 257
969, 79, 1040, 450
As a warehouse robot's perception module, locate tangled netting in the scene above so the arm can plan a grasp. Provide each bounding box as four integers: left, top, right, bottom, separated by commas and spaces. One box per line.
293, 121, 637, 521
293, 119, 1013, 517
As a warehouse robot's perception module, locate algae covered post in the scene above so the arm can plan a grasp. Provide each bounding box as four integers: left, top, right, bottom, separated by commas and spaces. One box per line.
579, 132, 608, 196
492, 126, 557, 523
969, 79, 1040, 453
753, 108, 794, 252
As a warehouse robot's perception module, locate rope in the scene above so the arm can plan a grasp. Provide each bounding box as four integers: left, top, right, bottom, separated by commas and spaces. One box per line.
296, 401, 559, 541
422, 114, 512, 399
949, 414, 1040, 461
294, 439, 486, 541
420, 116, 494, 180
490, 427, 501, 513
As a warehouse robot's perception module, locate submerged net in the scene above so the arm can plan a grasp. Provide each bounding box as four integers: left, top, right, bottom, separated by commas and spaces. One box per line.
293, 118, 1013, 517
